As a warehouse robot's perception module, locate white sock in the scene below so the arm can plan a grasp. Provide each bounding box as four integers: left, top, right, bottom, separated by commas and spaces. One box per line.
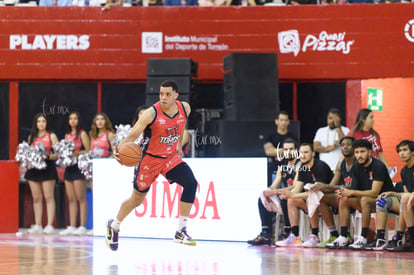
178, 216, 188, 231
111, 218, 121, 231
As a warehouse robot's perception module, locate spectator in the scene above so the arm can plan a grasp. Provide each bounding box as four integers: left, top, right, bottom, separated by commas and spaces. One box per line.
136, 0, 163, 5
285, 0, 317, 4
225, 0, 256, 5
60, 112, 91, 236
164, 0, 198, 5
39, 0, 73, 5
247, 138, 300, 245
275, 143, 333, 247
102, 0, 123, 10
263, 111, 298, 187
313, 108, 349, 171
334, 139, 394, 250
25, 113, 58, 234
349, 108, 388, 167
199, 0, 226, 5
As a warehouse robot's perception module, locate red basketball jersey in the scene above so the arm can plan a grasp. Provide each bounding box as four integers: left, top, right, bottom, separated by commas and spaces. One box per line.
32, 132, 53, 154
65, 130, 84, 151
143, 101, 187, 158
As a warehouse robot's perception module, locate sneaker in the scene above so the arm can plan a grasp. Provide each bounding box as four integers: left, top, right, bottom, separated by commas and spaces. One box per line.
73, 226, 88, 236
372, 239, 387, 251
349, 236, 367, 250
247, 233, 271, 245
385, 236, 403, 251
364, 238, 386, 251
302, 234, 320, 248
317, 235, 337, 248
387, 242, 414, 252
105, 219, 119, 251
43, 225, 54, 234
28, 224, 43, 234
59, 226, 76, 236
275, 234, 302, 247
326, 235, 349, 249
174, 227, 197, 246
277, 232, 289, 241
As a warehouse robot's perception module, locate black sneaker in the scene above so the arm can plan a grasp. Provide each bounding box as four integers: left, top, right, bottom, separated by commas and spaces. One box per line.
387, 242, 414, 252
277, 232, 289, 241
174, 227, 197, 246
247, 233, 271, 245
385, 236, 402, 251
105, 219, 119, 251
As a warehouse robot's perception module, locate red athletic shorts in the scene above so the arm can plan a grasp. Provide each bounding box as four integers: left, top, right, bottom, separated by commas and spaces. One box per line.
134, 153, 184, 192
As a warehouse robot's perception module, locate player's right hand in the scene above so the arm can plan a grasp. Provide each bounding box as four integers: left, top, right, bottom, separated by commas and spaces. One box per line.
112, 145, 122, 164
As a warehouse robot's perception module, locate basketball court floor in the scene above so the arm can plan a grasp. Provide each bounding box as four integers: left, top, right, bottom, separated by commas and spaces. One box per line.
0, 233, 413, 275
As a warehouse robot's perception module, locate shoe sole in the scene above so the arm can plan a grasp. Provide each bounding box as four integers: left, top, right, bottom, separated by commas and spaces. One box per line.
105, 220, 118, 251
173, 239, 197, 246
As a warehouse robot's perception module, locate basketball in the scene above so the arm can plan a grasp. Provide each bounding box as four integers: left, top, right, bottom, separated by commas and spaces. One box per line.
117, 142, 143, 167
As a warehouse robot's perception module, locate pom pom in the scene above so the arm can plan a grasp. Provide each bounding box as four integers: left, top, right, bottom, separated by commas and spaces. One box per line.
54, 140, 77, 167
112, 124, 132, 146
15, 141, 47, 170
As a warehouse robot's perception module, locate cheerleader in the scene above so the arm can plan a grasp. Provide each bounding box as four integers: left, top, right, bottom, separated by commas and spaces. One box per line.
25, 113, 58, 234
89, 112, 115, 158
60, 112, 91, 236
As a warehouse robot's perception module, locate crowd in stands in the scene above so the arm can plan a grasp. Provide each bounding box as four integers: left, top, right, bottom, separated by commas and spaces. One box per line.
0, 0, 412, 7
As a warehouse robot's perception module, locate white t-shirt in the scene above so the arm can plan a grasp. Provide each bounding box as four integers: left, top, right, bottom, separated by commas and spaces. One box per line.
313, 125, 350, 171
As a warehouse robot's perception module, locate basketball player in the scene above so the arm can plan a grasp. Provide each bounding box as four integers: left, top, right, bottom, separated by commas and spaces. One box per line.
105, 80, 198, 251
335, 139, 394, 250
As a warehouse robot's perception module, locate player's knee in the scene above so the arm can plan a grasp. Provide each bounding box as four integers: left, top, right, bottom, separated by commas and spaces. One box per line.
376, 197, 393, 213
180, 177, 197, 203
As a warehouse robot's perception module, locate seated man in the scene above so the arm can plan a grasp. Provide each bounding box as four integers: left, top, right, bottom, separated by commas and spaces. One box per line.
275, 143, 333, 247
373, 140, 414, 250
332, 139, 394, 250
247, 138, 300, 245
381, 140, 414, 251
311, 136, 356, 248
398, 192, 414, 252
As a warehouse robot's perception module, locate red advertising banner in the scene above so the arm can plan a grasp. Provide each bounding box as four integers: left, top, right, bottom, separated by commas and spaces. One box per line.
0, 5, 414, 80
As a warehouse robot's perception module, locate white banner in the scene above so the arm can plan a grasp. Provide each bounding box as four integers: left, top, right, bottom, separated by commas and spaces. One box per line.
93, 158, 267, 241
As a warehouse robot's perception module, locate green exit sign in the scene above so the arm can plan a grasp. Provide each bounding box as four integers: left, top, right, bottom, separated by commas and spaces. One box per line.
368, 88, 383, 111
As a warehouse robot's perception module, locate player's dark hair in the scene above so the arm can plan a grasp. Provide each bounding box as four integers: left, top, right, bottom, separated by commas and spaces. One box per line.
352, 139, 372, 150
276, 110, 289, 119
299, 142, 313, 152
396, 140, 414, 153
160, 80, 178, 93
282, 138, 297, 149
339, 136, 355, 145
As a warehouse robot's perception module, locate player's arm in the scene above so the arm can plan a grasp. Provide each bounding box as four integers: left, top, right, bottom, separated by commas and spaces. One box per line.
264, 142, 283, 157
119, 108, 155, 146
313, 161, 341, 192
176, 102, 192, 155
263, 169, 283, 198
342, 180, 383, 198
378, 185, 408, 199
281, 180, 304, 199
